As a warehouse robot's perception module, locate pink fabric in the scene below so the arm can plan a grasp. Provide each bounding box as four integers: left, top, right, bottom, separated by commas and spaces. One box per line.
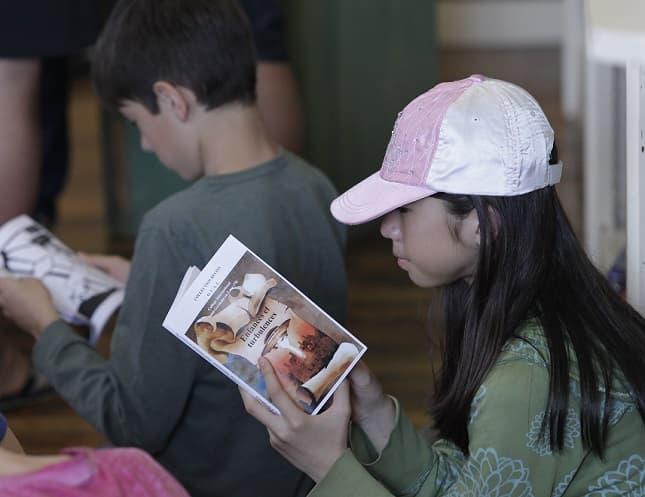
330, 75, 480, 225
0, 448, 190, 497
330, 74, 561, 226
330, 172, 434, 225
380, 75, 480, 186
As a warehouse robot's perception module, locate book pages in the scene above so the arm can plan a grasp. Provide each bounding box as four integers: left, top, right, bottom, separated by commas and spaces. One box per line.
0, 215, 124, 344
163, 235, 366, 415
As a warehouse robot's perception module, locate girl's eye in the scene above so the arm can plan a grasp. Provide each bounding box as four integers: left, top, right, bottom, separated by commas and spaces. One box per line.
398, 207, 410, 214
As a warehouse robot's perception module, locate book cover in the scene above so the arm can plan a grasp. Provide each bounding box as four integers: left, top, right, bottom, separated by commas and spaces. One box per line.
0, 215, 124, 344
163, 235, 366, 415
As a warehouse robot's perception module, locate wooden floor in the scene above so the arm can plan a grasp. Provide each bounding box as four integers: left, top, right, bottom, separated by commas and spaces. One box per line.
5, 47, 582, 454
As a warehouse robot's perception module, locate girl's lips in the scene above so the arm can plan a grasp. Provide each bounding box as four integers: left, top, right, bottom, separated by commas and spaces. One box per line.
396, 257, 409, 268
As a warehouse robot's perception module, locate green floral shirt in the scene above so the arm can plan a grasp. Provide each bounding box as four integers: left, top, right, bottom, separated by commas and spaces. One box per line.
310, 322, 644, 497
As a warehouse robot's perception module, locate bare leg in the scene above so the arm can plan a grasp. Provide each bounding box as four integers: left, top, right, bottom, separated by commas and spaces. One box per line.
0, 58, 41, 222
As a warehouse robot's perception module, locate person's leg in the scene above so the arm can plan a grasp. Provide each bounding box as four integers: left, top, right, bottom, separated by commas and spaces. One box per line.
0, 58, 43, 405
0, 58, 41, 223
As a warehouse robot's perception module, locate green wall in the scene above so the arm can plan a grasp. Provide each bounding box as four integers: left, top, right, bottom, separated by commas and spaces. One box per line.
283, 0, 438, 192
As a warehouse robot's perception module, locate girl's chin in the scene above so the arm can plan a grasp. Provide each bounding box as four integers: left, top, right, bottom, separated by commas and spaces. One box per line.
396, 260, 439, 287
407, 269, 441, 288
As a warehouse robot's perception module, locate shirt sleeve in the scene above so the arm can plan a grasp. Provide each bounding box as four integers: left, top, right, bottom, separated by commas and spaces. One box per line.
32, 223, 200, 452
311, 360, 572, 497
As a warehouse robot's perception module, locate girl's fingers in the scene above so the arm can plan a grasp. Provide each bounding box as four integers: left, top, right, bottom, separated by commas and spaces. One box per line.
349, 360, 371, 387
239, 387, 283, 430
258, 358, 302, 422
327, 378, 351, 415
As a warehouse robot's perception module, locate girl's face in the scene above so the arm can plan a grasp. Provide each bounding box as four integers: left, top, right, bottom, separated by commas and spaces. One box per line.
380, 196, 480, 287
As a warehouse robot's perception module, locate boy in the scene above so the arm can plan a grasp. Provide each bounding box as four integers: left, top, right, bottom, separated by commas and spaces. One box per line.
0, 1, 346, 497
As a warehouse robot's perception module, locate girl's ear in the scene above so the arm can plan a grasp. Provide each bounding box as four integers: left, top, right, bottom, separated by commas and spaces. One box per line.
152, 81, 193, 122
460, 210, 481, 249
459, 206, 501, 249
488, 206, 501, 241
474, 207, 501, 248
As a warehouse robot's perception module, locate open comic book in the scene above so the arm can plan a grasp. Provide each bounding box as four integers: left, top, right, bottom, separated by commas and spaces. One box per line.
0, 215, 124, 344
163, 235, 367, 415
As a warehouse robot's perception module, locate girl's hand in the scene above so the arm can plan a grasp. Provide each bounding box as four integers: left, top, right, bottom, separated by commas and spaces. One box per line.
349, 362, 396, 453
240, 358, 350, 482
0, 278, 58, 338
77, 253, 131, 284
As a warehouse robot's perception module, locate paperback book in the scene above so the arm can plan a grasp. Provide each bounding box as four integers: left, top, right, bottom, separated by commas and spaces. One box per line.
0, 215, 124, 344
163, 235, 366, 415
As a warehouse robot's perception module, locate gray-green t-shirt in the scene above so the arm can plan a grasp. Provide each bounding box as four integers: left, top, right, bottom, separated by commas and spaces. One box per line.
33, 151, 347, 497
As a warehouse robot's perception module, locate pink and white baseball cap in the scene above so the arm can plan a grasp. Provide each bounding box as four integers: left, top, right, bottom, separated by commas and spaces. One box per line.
331, 75, 563, 225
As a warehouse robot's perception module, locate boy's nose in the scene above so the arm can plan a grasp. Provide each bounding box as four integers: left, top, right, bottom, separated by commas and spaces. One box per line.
380, 211, 402, 240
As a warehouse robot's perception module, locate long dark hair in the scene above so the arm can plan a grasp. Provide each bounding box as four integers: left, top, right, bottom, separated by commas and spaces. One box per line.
430, 146, 645, 456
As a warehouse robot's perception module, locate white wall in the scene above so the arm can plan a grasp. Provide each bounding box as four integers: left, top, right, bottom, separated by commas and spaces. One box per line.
438, 0, 563, 48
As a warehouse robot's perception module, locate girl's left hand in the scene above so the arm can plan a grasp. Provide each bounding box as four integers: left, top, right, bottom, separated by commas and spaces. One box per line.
240, 358, 351, 482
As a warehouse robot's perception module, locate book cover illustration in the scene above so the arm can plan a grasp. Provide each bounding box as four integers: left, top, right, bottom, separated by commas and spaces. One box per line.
0, 215, 124, 344
163, 235, 366, 415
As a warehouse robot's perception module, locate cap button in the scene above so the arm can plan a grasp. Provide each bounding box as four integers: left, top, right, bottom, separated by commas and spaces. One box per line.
469, 74, 486, 83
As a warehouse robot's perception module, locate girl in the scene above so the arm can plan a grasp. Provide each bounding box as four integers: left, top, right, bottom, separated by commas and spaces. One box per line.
241, 75, 645, 496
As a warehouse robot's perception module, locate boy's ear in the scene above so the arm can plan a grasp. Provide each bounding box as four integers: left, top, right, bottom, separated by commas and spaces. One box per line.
152, 81, 194, 122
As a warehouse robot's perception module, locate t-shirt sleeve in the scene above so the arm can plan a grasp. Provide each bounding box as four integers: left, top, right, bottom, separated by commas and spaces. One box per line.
239, 0, 288, 61
311, 360, 573, 497
33, 221, 200, 452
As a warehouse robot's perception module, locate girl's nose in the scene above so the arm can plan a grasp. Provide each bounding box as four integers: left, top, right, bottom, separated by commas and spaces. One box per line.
380, 211, 402, 240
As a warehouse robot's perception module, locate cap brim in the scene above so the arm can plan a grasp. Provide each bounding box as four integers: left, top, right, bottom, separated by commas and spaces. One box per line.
331, 172, 435, 225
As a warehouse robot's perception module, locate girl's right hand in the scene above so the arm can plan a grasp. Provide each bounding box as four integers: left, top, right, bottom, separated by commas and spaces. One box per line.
240, 358, 351, 482
78, 253, 131, 284
349, 362, 396, 453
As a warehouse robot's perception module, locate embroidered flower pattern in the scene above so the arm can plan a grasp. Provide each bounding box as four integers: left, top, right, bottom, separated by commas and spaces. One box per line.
586, 454, 644, 496
445, 448, 535, 497
469, 385, 487, 424
431, 439, 467, 493
526, 408, 580, 456
567, 381, 634, 426
551, 469, 576, 497
502, 340, 547, 368
607, 399, 635, 426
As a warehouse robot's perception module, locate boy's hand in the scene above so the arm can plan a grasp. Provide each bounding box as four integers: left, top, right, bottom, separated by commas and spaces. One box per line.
240, 358, 350, 482
78, 253, 131, 284
0, 278, 59, 338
